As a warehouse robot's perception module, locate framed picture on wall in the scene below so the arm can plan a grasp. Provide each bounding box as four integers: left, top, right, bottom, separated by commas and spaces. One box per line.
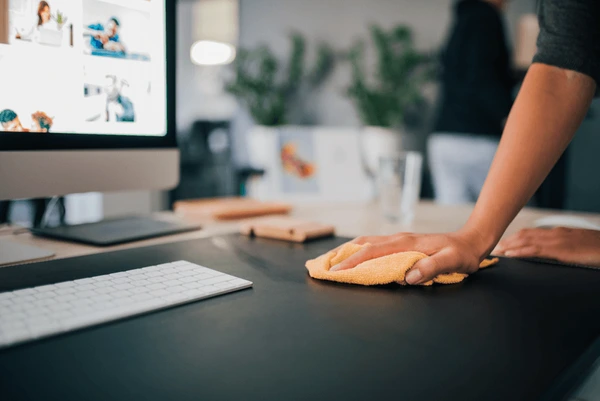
246, 126, 373, 203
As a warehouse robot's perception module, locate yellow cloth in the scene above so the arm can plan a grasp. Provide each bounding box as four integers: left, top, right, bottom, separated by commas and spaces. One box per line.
306, 243, 498, 286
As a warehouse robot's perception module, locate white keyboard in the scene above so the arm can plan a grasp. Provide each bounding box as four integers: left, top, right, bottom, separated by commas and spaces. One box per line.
0, 260, 252, 349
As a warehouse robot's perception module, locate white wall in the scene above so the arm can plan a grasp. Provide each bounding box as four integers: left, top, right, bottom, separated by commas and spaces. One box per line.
176, 1, 237, 132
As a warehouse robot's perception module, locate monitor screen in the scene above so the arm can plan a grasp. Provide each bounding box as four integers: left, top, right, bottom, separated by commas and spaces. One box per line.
0, 0, 167, 137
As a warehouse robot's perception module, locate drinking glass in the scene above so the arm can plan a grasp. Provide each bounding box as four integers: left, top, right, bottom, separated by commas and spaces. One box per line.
378, 152, 423, 223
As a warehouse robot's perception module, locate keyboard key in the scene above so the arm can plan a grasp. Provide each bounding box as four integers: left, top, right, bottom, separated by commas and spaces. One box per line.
113, 283, 135, 291
94, 287, 116, 295
146, 283, 166, 291
202, 276, 232, 286
131, 293, 153, 302
109, 290, 130, 299
13, 288, 38, 296
182, 282, 204, 290
55, 282, 76, 288
110, 277, 132, 285
74, 278, 96, 285
177, 276, 198, 284
75, 284, 97, 292
149, 289, 171, 297
212, 281, 239, 290
129, 287, 149, 295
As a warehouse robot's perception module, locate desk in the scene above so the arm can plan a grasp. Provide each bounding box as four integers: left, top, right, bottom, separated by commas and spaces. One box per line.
2, 202, 600, 401
3, 201, 600, 264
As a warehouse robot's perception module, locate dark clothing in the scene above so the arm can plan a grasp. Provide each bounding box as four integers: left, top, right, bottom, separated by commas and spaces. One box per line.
533, 0, 600, 88
434, 0, 515, 137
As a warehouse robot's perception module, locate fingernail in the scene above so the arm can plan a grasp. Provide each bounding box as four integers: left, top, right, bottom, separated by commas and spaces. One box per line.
505, 251, 516, 257
330, 264, 341, 272
405, 269, 423, 285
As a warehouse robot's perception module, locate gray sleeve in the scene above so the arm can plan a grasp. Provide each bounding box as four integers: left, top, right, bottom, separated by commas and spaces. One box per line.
533, 0, 600, 86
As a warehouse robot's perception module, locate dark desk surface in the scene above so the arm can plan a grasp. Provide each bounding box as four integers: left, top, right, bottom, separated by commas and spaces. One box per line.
1, 234, 600, 401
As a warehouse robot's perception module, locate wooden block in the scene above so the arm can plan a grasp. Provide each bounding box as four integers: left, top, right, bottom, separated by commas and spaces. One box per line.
174, 197, 292, 221
241, 217, 335, 243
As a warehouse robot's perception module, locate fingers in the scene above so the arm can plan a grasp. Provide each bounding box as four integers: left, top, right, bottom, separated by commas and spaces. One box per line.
495, 228, 550, 254
406, 248, 477, 285
494, 235, 531, 255
330, 239, 414, 271
329, 244, 383, 271
327, 234, 396, 255
494, 227, 570, 261
503, 245, 540, 258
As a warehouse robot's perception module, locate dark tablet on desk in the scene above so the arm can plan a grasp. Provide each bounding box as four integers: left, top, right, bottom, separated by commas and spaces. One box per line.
30, 215, 201, 246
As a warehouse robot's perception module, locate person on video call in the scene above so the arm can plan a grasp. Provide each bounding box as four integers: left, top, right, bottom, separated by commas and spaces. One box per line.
0, 109, 53, 133
0, 109, 27, 132
31, 111, 53, 133
87, 17, 126, 53
329, 0, 600, 278
429, 0, 515, 205
15, 1, 57, 41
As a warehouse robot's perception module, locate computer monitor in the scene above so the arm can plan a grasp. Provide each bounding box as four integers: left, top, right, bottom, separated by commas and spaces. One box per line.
0, 0, 196, 264
0, 0, 178, 201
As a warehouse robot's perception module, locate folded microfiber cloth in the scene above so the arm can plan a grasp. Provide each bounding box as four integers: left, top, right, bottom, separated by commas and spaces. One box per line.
306, 243, 498, 286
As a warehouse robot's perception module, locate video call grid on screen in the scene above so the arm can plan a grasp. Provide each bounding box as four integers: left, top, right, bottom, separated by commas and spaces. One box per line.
0, 0, 167, 136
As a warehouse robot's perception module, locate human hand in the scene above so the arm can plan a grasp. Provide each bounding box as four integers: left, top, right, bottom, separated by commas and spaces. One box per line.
328, 230, 491, 285
494, 227, 600, 267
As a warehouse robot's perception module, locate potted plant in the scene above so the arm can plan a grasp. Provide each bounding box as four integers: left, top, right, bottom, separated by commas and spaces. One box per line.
346, 24, 434, 178
52, 10, 68, 30
226, 34, 336, 200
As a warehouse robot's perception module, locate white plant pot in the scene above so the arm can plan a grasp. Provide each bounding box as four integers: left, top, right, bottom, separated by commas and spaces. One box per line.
360, 126, 403, 179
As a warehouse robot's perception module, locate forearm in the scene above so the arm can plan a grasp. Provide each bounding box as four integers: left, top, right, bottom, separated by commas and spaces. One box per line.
462, 63, 596, 256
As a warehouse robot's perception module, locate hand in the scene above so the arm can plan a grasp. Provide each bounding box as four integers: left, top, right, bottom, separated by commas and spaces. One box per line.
328, 230, 490, 285
494, 227, 600, 267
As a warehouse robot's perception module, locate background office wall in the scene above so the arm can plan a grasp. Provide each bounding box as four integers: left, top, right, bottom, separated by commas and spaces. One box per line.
172, 0, 600, 213
231, 0, 537, 161
175, 0, 536, 162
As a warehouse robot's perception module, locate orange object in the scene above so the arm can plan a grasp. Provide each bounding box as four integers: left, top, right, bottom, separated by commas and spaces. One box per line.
306, 242, 498, 286
173, 197, 292, 221
280, 143, 316, 179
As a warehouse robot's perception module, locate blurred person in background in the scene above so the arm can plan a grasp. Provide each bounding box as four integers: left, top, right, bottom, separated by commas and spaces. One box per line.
429, 0, 515, 205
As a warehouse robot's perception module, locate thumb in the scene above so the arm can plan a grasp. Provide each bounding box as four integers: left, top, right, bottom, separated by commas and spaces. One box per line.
405, 249, 467, 285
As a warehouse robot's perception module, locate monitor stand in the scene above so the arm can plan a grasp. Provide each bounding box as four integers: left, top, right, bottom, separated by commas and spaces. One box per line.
30, 215, 202, 247
0, 240, 55, 267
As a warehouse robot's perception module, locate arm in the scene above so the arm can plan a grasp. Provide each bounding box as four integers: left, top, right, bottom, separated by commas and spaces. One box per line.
329, 0, 600, 283
329, 64, 596, 283
462, 63, 596, 258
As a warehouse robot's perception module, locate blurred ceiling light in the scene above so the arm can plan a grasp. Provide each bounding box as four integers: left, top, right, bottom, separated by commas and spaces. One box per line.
191, 0, 238, 66
190, 40, 236, 66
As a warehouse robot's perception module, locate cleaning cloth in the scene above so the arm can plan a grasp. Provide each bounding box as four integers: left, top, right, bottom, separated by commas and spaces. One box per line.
306, 243, 498, 286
